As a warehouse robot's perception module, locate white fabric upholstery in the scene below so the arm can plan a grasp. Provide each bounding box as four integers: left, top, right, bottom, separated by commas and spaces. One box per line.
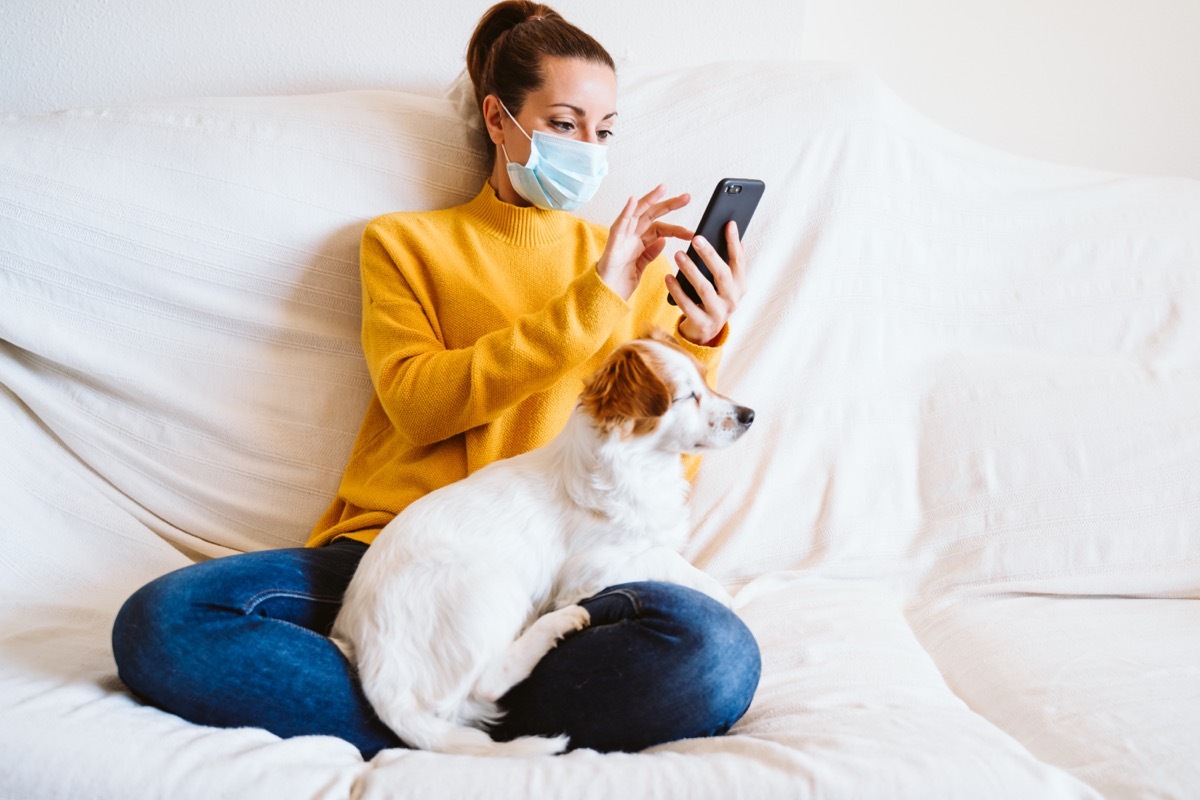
2, 59, 1198, 799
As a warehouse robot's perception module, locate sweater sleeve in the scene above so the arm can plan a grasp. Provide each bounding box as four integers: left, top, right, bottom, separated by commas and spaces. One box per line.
361, 221, 631, 449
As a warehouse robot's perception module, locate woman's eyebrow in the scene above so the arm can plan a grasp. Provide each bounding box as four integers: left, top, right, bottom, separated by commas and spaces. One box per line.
550, 103, 618, 121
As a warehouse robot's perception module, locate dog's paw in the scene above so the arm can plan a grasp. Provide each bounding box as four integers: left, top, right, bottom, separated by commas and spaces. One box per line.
530, 604, 591, 654
554, 605, 591, 639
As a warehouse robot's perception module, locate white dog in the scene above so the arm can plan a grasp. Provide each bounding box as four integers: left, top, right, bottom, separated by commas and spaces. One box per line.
330, 331, 755, 757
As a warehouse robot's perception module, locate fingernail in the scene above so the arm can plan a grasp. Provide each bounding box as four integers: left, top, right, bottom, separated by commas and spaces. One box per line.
695, 236, 707, 247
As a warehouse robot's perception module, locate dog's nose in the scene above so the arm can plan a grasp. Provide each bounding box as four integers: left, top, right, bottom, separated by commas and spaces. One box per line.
735, 406, 755, 426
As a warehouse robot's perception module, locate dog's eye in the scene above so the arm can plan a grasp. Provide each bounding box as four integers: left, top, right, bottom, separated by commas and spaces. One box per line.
672, 391, 698, 405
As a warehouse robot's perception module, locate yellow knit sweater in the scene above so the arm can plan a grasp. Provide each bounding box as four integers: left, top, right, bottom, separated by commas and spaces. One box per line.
307, 182, 724, 547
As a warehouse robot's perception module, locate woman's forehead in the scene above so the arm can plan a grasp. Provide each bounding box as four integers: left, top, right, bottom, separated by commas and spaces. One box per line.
530, 57, 617, 116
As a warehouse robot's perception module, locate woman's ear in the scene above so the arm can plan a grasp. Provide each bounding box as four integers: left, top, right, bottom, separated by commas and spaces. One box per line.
481, 94, 507, 147
580, 345, 672, 437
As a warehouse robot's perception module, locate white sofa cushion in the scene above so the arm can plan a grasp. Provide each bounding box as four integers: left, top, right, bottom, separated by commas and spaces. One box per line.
0, 90, 490, 556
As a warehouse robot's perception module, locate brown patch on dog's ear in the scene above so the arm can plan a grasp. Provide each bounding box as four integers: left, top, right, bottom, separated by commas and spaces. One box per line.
580, 344, 673, 437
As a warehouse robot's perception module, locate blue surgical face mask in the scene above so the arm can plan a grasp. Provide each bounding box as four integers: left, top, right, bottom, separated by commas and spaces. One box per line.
500, 101, 609, 212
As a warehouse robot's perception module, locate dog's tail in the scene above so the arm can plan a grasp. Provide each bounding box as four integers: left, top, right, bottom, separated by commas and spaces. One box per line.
352, 643, 568, 756
334, 564, 572, 758
386, 709, 569, 757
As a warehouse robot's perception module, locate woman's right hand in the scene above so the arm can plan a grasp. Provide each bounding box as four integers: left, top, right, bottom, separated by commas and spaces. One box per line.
596, 185, 693, 300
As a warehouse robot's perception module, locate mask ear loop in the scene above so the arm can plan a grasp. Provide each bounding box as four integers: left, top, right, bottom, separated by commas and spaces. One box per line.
498, 100, 533, 169
499, 100, 533, 142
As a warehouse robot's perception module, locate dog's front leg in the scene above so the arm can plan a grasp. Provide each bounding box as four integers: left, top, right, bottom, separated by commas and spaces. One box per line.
472, 605, 591, 703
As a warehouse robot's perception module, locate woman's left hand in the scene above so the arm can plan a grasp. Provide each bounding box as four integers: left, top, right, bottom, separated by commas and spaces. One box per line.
666, 220, 748, 346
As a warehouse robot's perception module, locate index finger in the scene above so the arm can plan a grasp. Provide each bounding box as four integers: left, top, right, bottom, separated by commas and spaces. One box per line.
638, 192, 691, 229
647, 222, 695, 242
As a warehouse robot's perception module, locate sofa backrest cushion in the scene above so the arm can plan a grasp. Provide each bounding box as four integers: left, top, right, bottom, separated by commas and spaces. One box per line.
0, 90, 493, 554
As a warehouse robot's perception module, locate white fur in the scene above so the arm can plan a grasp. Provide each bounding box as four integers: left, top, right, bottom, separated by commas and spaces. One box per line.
330, 337, 754, 757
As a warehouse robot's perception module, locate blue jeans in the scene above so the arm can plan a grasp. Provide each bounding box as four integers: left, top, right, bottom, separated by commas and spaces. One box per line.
111, 540, 760, 758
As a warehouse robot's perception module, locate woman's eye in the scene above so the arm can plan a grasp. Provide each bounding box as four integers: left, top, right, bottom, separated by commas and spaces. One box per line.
551, 120, 575, 132
598, 129, 614, 141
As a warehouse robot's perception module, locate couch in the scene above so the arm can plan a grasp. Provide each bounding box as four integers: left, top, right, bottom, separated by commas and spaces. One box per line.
2, 59, 1198, 799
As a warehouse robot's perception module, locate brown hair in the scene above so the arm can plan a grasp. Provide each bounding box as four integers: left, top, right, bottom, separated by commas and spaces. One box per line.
466, 1, 615, 159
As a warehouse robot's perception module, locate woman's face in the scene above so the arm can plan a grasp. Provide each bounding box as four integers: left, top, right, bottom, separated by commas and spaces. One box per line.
486, 55, 618, 174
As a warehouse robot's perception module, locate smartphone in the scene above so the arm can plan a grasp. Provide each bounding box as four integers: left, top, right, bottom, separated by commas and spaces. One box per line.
668, 178, 765, 307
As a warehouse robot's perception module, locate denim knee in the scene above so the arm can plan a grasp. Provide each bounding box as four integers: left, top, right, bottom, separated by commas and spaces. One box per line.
111, 572, 182, 699
585, 581, 762, 738
649, 584, 761, 736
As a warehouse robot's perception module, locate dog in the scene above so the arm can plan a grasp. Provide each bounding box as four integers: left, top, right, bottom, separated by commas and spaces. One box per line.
330, 330, 755, 757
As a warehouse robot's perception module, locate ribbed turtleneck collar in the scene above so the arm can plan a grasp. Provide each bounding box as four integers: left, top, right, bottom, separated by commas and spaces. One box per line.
462, 181, 576, 248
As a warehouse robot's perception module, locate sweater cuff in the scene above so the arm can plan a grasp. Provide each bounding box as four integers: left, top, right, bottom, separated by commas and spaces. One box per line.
673, 318, 727, 366
573, 266, 631, 339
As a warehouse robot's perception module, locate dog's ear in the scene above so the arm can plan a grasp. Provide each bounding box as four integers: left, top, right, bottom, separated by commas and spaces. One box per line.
580, 344, 673, 436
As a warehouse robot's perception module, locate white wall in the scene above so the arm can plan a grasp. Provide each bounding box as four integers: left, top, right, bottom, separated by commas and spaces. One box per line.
0, 0, 804, 111
803, 0, 1200, 179
4, 0, 1197, 179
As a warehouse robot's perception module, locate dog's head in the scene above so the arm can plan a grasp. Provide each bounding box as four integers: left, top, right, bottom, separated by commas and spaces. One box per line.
579, 330, 754, 451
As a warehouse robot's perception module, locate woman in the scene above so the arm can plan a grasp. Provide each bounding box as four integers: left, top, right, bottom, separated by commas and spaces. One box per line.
112, 0, 760, 758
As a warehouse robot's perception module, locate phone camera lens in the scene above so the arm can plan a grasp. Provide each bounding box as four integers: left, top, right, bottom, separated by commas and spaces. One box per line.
728, 185, 742, 194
